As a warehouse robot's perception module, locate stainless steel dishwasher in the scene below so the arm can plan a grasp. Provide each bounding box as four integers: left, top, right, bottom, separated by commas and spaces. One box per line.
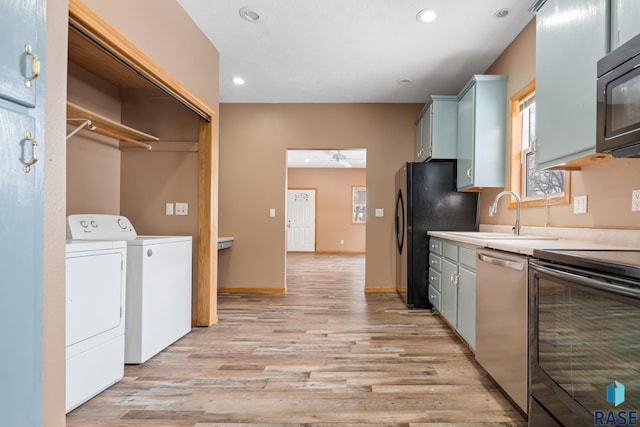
476, 248, 528, 414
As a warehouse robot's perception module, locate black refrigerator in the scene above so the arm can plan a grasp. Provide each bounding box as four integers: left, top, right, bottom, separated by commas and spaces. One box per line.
394, 160, 478, 309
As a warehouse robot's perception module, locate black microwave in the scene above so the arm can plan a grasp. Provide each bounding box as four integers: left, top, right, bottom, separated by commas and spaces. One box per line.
597, 33, 640, 158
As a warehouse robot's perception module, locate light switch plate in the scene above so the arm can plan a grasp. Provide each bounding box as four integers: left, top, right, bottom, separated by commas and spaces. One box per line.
269, 208, 276, 217
633, 190, 640, 212
375, 208, 384, 217
165, 203, 174, 216
573, 195, 587, 214
175, 202, 188, 215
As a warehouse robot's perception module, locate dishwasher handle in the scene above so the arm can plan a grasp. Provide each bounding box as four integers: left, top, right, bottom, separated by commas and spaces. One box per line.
478, 253, 525, 271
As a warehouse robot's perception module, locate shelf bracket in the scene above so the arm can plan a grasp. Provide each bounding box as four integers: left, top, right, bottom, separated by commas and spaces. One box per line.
66, 118, 96, 140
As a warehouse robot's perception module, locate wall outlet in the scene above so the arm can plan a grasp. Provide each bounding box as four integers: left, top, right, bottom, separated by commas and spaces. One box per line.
269, 208, 276, 217
375, 208, 384, 217
175, 202, 188, 215
340, 240, 344, 245
633, 190, 640, 212
573, 195, 587, 214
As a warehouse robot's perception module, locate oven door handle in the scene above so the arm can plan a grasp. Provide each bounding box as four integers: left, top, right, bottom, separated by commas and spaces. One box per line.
531, 262, 640, 300
478, 253, 524, 271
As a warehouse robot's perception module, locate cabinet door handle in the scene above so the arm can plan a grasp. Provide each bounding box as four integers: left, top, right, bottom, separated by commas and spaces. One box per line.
23, 130, 38, 173
466, 168, 472, 179
24, 44, 41, 88
450, 273, 459, 286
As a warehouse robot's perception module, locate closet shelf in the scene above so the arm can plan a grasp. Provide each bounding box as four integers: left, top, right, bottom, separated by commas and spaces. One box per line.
66, 102, 159, 150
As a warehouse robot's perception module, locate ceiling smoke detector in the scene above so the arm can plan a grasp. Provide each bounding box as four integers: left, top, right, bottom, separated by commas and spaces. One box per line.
494, 8, 511, 18
239, 7, 260, 22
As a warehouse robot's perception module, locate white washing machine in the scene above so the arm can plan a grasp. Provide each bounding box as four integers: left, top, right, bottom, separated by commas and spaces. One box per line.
65, 239, 127, 413
67, 214, 193, 364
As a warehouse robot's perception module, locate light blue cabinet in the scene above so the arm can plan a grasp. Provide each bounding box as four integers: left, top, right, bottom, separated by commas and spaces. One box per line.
428, 238, 477, 349
532, 0, 608, 169
611, 0, 640, 50
441, 257, 458, 328
0, 0, 45, 425
415, 95, 458, 162
456, 75, 507, 191
428, 238, 443, 311
456, 247, 476, 349
0, 0, 41, 107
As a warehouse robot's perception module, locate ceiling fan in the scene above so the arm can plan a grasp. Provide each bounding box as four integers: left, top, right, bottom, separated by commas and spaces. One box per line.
328, 150, 353, 168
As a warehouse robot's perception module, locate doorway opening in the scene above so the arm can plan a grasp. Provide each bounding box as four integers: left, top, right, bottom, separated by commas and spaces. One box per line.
285, 149, 367, 292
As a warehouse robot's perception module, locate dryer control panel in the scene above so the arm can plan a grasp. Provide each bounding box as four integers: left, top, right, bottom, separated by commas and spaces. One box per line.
67, 214, 138, 240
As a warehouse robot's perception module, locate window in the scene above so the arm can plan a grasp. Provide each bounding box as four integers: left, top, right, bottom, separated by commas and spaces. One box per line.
352, 186, 366, 223
510, 82, 569, 207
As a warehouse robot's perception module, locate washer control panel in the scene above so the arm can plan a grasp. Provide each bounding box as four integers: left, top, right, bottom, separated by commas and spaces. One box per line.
67, 214, 137, 240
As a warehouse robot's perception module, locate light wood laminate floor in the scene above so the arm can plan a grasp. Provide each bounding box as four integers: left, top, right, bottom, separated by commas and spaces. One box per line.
66, 253, 526, 426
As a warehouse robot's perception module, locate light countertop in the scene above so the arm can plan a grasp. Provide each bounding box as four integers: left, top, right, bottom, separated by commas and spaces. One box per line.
427, 231, 635, 256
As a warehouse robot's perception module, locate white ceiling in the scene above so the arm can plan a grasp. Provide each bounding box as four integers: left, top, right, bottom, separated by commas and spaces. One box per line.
287, 149, 367, 169
177, 0, 534, 103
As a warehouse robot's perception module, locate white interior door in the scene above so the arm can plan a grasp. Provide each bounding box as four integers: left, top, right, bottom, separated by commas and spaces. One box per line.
287, 189, 316, 252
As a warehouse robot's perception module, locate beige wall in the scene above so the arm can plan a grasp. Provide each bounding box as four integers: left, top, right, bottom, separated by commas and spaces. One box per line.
218, 103, 420, 290
480, 19, 640, 230
288, 168, 366, 253
66, 64, 122, 214
43, 0, 69, 424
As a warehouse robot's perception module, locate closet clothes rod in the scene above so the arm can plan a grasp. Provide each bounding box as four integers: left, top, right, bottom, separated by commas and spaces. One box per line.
66, 118, 153, 150
92, 126, 153, 150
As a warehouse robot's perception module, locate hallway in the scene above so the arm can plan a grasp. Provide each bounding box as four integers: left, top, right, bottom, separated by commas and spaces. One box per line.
66, 253, 526, 426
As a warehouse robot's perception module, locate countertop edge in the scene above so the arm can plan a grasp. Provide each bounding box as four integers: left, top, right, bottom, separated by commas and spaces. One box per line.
427, 231, 636, 257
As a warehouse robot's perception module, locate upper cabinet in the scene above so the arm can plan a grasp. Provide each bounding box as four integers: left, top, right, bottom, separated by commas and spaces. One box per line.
415, 96, 458, 162
456, 75, 507, 191
532, 0, 610, 169
611, 0, 640, 50
0, 0, 41, 108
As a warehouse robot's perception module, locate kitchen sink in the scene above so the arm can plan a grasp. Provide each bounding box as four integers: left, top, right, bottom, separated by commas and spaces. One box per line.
451, 232, 558, 240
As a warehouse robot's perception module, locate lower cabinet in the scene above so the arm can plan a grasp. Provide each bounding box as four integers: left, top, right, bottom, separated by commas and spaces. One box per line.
428, 237, 477, 350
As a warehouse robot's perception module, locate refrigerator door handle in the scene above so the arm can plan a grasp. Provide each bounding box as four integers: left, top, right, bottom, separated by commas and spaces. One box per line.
395, 190, 405, 254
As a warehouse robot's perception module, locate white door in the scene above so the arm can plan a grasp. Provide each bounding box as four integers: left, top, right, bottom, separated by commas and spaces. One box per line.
287, 189, 316, 252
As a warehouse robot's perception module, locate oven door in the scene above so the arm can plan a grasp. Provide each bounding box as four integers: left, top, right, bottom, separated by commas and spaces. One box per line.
529, 261, 640, 427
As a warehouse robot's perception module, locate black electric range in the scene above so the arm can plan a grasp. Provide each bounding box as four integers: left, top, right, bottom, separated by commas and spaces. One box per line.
532, 249, 640, 280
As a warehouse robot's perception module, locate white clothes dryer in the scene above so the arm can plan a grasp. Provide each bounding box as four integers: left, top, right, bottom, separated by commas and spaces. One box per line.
65, 239, 127, 413
67, 214, 193, 364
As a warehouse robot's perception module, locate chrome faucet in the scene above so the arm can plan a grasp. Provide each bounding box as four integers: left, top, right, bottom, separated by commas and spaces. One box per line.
489, 191, 521, 236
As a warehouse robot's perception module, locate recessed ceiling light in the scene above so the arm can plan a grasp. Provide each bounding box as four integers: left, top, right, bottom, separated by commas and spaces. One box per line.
416, 8, 437, 23
397, 79, 412, 86
239, 7, 260, 22
232, 76, 245, 85
494, 8, 510, 18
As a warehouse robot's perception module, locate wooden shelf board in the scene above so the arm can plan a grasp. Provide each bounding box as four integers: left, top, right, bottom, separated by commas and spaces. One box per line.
67, 101, 159, 142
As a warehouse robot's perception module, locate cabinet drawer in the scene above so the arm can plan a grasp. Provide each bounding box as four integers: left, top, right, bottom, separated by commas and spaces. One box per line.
429, 238, 442, 255
428, 285, 441, 311
428, 267, 441, 292
459, 246, 476, 271
443, 241, 458, 261
428, 253, 442, 272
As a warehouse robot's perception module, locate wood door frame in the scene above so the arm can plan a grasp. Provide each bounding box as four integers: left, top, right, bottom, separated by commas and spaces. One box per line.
69, 0, 218, 326
287, 187, 318, 252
